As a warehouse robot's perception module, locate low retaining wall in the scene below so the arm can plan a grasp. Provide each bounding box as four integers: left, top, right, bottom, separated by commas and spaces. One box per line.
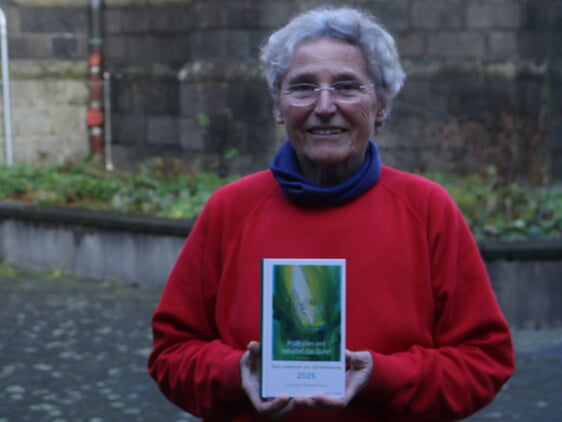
0, 201, 189, 288
1, 201, 561, 328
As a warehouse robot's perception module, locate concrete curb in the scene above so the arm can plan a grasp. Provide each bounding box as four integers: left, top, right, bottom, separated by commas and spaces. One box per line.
0, 200, 192, 237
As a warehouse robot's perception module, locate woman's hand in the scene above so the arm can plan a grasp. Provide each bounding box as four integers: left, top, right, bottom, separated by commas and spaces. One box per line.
295, 349, 373, 411
240, 341, 297, 419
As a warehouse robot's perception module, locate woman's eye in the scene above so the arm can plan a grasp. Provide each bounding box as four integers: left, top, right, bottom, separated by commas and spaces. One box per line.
334, 81, 361, 91
291, 84, 315, 92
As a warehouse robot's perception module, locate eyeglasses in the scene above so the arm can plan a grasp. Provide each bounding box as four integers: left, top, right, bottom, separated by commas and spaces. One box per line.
282, 81, 374, 107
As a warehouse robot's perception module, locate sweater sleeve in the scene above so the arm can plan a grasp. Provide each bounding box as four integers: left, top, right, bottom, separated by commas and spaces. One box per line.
361, 184, 515, 421
147, 195, 246, 418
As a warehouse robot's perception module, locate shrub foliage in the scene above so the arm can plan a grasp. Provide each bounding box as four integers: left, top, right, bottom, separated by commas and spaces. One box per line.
0, 160, 560, 241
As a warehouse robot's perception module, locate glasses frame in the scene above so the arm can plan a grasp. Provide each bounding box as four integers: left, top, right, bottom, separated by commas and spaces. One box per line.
282, 81, 375, 107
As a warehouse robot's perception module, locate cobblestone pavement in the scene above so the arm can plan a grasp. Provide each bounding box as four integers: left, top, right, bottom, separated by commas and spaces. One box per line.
0, 265, 560, 422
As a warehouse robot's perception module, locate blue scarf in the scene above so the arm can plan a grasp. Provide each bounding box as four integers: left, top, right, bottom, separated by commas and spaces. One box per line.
270, 140, 382, 206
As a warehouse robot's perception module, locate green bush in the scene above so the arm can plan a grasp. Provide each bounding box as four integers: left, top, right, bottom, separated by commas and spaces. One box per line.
0, 159, 235, 220
424, 167, 562, 241
0, 161, 560, 242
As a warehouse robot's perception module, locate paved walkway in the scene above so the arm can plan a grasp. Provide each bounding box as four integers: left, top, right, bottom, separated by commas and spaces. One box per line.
0, 265, 560, 422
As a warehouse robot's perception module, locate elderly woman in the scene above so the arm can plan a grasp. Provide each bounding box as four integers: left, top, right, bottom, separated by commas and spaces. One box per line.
149, 7, 514, 422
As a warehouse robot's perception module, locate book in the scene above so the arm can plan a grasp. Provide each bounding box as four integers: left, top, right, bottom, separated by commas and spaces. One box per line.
260, 258, 346, 398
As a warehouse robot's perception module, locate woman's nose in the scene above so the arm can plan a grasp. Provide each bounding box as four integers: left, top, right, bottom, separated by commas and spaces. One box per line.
314, 89, 337, 116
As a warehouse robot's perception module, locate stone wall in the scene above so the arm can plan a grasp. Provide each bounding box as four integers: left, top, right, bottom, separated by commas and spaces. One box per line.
0, 0, 90, 164
1, 0, 561, 181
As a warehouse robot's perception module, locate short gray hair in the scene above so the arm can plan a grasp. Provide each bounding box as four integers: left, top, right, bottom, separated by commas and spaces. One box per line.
260, 6, 406, 109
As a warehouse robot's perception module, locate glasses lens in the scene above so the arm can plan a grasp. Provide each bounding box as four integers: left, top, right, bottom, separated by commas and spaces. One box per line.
284, 84, 316, 106
283, 82, 371, 106
332, 81, 365, 102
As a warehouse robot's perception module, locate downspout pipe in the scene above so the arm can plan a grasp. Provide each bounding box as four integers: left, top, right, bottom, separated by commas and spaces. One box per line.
87, 0, 104, 157
0, 8, 13, 165
103, 71, 113, 171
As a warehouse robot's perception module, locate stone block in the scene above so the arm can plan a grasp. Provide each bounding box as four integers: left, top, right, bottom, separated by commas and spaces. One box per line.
200, 113, 232, 154
13, 106, 53, 136
179, 82, 228, 118
148, 34, 191, 65
52, 35, 87, 60
125, 35, 151, 63
240, 119, 277, 155
411, 0, 464, 30
147, 115, 180, 145
191, 29, 259, 61
549, 63, 562, 110
377, 116, 432, 149
50, 106, 87, 136
10, 81, 43, 107
104, 35, 128, 61
104, 8, 123, 35
112, 112, 147, 145
395, 77, 449, 118
10, 136, 49, 164
144, 79, 181, 114
5, 5, 21, 34
515, 79, 543, 114
395, 32, 425, 58
364, 0, 411, 31
179, 117, 205, 152
446, 75, 490, 117
224, 0, 267, 28
488, 31, 518, 59
192, 0, 227, 29
551, 117, 562, 152
232, 30, 268, 60
517, 31, 551, 60
427, 31, 486, 58
485, 78, 517, 113
261, 0, 297, 28
148, 5, 196, 33
554, 32, 562, 60
522, 0, 562, 30
19, 7, 88, 34
9, 35, 52, 59
117, 7, 149, 33
113, 76, 143, 112
467, 1, 521, 29
225, 82, 273, 122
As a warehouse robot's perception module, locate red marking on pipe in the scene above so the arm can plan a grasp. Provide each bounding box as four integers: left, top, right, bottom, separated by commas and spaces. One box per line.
87, 108, 104, 127
89, 52, 102, 67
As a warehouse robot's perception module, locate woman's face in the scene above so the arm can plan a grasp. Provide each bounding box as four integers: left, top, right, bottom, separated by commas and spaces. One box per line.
275, 38, 386, 183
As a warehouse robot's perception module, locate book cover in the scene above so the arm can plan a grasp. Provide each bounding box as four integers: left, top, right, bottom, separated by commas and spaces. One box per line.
260, 258, 346, 398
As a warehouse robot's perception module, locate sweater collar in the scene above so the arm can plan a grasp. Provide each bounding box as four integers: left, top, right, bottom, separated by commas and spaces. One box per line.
270, 140, 382, 206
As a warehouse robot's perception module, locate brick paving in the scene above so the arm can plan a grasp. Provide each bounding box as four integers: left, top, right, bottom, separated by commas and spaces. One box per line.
0, 265, 560, 422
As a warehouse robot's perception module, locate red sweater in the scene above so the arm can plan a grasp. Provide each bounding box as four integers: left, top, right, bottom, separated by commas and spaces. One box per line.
149, 166, 514, 422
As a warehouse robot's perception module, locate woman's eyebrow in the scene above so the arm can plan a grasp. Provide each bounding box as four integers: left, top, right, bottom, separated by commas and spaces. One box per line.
286, 72, 364, 85
332, 72, 363, 81
285, 73, 316, 85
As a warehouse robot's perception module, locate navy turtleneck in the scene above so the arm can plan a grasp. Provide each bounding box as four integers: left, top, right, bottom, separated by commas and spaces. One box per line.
270, 140, 382, 206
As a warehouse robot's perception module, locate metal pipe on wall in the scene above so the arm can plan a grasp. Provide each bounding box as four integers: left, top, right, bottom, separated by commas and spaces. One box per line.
103, 71, 113, 171
0, 7, 13, 165
88, 0, 104, 157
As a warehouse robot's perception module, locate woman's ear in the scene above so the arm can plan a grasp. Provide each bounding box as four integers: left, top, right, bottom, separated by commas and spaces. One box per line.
274, 106, 285, 124
375, 107, 387, 127
273, 105, 285, 125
